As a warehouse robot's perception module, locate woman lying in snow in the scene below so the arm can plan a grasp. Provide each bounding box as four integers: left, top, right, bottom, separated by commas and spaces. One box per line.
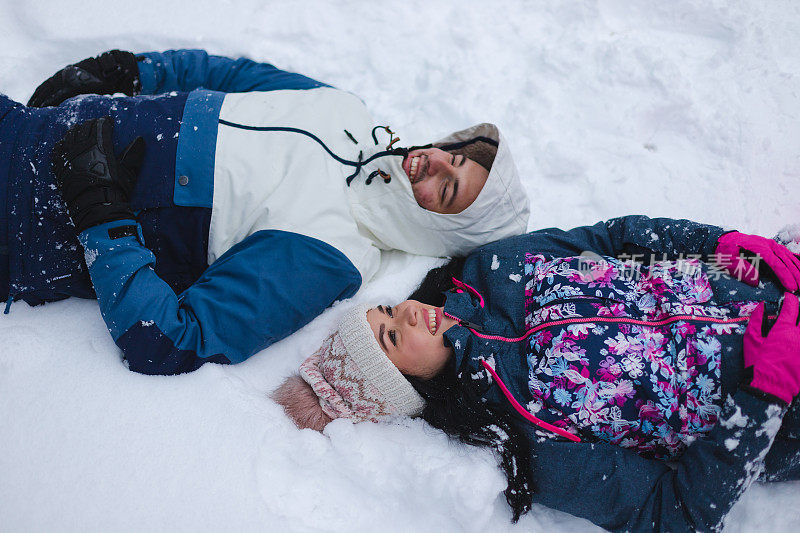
0, 50, 528, 374
275, 215, 800, 532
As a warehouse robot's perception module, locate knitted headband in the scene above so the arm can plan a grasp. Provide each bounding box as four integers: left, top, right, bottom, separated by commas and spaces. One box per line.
298, 304, 426, 423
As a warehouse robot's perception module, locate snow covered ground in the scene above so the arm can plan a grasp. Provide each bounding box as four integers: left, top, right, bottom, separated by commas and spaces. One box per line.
1, 0, 799, 531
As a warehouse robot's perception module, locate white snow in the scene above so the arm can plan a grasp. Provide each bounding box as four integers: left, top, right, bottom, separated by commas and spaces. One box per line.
756, 404, 786, 440
509, 273, 522, 283
1, 1, 799, 532
491, 254, 500, 270
725, 438, 740, 452
720, 399, 750, 430
776, 224, 800, 253
83, 247, 99, 268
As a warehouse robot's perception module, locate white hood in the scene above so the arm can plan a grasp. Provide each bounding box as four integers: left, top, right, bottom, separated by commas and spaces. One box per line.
345, 123, 530, 257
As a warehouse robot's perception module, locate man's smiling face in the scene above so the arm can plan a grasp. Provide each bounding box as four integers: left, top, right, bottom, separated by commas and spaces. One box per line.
402, 147, 489, 214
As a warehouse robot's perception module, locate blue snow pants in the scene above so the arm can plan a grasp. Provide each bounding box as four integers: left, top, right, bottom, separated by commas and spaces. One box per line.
0, 91, 210, 307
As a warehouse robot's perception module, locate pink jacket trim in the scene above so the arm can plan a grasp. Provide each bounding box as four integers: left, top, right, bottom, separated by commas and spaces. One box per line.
480, 360, 581, 442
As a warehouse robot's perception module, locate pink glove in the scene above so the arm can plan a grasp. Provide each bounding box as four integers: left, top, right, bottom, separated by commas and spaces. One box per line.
743, 294, 800, 405
716, 232, 800, 292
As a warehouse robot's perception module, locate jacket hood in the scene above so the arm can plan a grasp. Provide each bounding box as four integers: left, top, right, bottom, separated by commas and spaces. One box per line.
345, 123, 530, 257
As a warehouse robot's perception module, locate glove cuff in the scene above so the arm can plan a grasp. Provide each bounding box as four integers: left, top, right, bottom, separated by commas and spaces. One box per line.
97, 50, 141, 96
72, 205, 135, 235
715, 230, 740, 250
738, 383, 789, 407
741, 365, 792, 406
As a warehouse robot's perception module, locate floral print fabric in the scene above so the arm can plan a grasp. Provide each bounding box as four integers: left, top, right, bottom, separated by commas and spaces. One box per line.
524, 253, 757, 459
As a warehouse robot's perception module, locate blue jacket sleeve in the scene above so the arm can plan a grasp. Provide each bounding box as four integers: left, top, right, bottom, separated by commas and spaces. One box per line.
528, 389, 786, 532
505, 215, 726, 261
78, 220, 361, 375
136, 49, 329, 95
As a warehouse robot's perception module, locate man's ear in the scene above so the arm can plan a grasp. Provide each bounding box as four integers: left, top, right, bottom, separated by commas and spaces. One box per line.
271, 375, 333, 432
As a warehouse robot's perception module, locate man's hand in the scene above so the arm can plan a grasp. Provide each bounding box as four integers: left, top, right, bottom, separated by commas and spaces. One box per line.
28, 50, 140, 107
52, 117, 144, 233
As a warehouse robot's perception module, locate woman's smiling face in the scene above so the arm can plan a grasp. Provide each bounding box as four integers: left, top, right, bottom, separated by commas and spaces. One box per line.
365, 299, 458, 379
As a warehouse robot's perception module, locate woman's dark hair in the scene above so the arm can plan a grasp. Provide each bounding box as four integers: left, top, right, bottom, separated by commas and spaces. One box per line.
408, 256, 467, 307
405, 258, 534, 522
406, 364, 534, 522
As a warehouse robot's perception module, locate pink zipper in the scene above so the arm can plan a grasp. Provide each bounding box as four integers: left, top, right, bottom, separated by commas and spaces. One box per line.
446, 312, 750, 343
451, 277, 485, 308
480, 360, 581, 442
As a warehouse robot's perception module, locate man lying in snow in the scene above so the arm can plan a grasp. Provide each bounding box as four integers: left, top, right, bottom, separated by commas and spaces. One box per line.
0, 49, 530, 375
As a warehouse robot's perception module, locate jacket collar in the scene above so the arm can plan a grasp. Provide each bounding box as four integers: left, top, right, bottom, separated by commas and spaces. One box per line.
442, 290, 484, 368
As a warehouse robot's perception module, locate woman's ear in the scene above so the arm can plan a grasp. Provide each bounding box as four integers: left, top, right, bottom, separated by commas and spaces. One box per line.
271, 374, 333, 432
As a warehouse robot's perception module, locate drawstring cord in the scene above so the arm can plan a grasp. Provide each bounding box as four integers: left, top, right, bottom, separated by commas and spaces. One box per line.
371, 125, 399, 148
346, 123, 410, 186
217, 118, 405, 187
366, 169, 392, 185
344, 148, 405, 186
218, 119, 440, 188
343, 125, 402, 186
343, 129, 358, 144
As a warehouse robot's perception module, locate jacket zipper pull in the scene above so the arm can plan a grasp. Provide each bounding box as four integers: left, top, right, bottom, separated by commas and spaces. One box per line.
459, 320, 483, 332
445, 310, 484, 332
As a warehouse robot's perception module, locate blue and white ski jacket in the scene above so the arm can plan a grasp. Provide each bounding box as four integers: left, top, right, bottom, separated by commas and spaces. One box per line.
0, 49, 530, 375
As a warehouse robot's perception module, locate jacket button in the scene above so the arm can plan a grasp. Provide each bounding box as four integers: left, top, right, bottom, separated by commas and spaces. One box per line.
178, 175, 189, 186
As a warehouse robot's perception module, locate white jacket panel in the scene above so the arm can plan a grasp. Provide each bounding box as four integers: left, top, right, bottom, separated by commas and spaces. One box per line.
210, 88, 380, 281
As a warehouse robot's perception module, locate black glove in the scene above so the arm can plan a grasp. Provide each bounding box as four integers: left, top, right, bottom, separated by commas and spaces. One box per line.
52, 117, 144, 234
28, 50, 141, 107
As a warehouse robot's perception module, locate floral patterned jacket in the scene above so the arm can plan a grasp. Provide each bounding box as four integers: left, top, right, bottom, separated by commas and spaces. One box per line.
442, 215, 790, 532
522, 252, 758, 459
